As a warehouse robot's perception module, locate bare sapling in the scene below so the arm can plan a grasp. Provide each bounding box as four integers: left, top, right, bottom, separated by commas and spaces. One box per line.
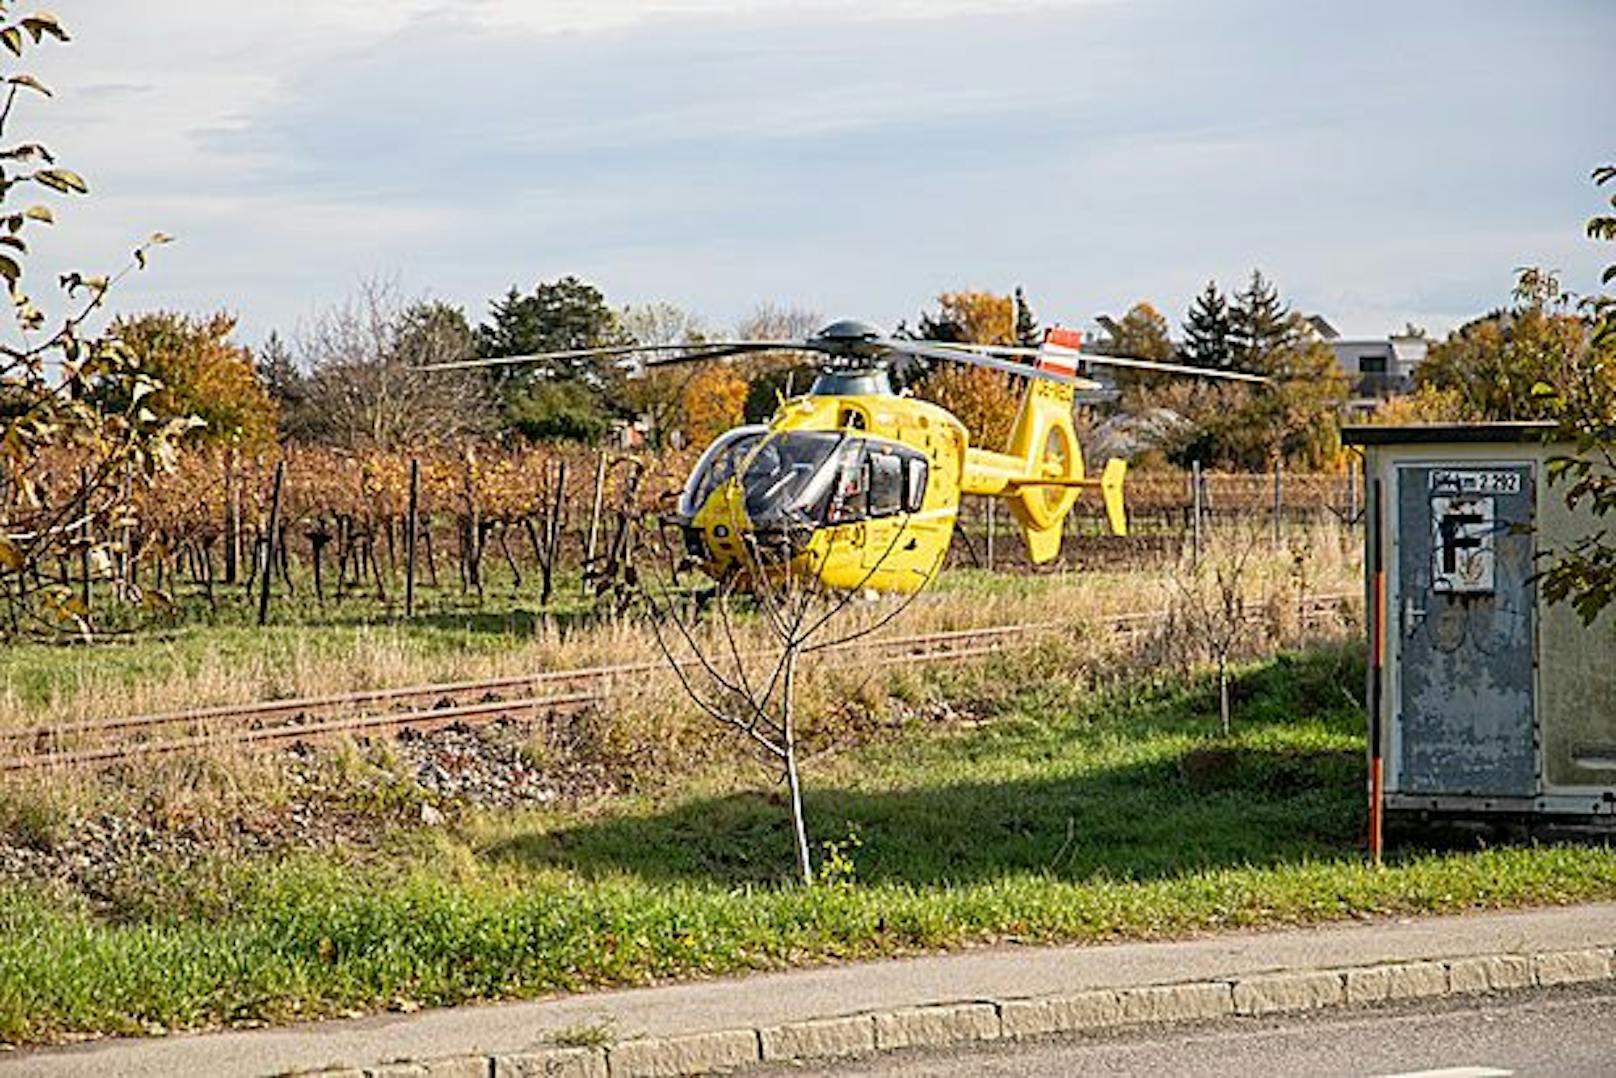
1167, 524, 1272, 737
636, 512, 935, 885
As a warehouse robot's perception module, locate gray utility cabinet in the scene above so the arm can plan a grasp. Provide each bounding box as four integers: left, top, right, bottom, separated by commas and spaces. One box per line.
1344, 423, 1616, 823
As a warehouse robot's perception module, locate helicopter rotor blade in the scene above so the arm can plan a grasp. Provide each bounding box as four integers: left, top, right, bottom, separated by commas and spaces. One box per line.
635, 340, 824, 369
413, 340, 822, 373
876, 339, 1105, 390
937, 342, 1267, 384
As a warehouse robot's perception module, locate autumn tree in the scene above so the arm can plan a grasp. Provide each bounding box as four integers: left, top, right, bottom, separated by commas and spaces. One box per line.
1146, 326, 1348, 471
1537, 165, 1616, 623
910, 290, 1021, 449
1181, 280, 1236, 370
1417, 269, 1589, 421
0, 5, 194, 633
917, 290, 1016, 345
109, 312, 278, 450
680, 364, 749, 446
1365, 384, 1475, 425
1095, 301, 1175, 389
1234, 335, 1351, 468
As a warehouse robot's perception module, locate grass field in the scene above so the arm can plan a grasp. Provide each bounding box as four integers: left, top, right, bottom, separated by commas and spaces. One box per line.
4, 642, 1613, 1046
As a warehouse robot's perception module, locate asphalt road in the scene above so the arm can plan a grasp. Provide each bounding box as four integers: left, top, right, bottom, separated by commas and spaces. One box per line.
786, 985, 1616, 1078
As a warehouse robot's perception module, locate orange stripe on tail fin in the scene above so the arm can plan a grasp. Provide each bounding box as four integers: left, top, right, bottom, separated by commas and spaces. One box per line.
1038, 326, 1083, 377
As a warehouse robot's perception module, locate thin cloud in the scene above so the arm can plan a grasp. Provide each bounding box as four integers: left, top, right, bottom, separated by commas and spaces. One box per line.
30, 0, 1616, 344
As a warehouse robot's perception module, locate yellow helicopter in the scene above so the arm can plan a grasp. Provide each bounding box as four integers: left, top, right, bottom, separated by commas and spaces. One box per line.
429, 320, 1263, 594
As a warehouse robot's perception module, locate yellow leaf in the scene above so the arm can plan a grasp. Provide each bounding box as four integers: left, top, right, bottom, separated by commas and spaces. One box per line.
0, 534, 24, 571
34, 167, 86, 194
7, 73, 50, 96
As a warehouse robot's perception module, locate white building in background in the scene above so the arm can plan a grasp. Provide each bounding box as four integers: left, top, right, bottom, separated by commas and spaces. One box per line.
1305, 316, 1429, 402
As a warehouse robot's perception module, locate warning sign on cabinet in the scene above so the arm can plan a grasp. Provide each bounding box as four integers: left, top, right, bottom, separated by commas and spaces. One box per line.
1431, 493, 1495, 594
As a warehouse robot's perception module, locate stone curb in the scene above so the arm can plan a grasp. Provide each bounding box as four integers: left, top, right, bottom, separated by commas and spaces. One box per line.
322, 946, 1616, 1078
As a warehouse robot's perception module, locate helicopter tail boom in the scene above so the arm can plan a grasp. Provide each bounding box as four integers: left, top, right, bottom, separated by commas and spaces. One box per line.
960, 377, 1130, 561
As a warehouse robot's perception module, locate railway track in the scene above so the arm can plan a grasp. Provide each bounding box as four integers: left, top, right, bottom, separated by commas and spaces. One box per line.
0, 594, 1356, 772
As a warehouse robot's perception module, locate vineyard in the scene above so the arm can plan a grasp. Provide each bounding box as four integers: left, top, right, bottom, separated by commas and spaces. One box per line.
9, 442, 1363, 629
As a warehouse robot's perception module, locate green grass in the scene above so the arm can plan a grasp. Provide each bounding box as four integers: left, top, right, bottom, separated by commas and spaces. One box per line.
2, 645, 1613, 1045
0, 619, 542, 716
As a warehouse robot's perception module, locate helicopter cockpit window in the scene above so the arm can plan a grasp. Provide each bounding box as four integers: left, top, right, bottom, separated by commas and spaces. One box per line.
903, 457, 928, 513
867, 451, 904, 518
826, 445, 869, 524
677, 425, 767, 518
740, 432, 844, 521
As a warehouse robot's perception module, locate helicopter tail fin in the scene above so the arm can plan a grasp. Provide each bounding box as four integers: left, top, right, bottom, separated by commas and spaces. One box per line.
1001, 378, 1084, 564
1100, 456, 1128, 537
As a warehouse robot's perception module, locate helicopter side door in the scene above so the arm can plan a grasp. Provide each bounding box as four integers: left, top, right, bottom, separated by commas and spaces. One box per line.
861, 445, 908, 573
859, 441, 935, 581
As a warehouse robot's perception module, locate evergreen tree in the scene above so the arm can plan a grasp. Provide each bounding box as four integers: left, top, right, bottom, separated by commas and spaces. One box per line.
254, 330, 312, 441
475, 276, 625, 385
255, 331, 305, 411
1181, 280, 1235, 369
475, 276, 626, 443
1013, 286, 1040, 347
1229, 269, 1294, 364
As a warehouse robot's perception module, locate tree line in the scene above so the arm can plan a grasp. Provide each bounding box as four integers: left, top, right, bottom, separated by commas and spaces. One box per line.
118, 257, 1610, 478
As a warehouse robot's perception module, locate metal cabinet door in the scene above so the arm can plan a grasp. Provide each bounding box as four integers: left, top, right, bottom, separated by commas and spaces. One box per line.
1395, 463, 1537, 796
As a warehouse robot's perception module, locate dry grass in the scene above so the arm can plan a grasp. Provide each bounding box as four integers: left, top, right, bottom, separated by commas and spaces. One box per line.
0, 520, 1361, 735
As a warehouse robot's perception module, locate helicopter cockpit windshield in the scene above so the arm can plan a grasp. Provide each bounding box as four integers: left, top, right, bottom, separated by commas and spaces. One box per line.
677, 425, 766, 519
738, 432, 846, 522
677, 428, 851, 525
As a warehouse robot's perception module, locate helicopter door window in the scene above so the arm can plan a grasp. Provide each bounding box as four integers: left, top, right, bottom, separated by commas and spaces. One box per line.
903, 457, 928, 513
827, 446, 869, 524
868, 451, 904, 518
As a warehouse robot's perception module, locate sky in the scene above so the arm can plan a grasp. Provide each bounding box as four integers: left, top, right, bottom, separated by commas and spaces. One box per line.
23, 0, 1616, 348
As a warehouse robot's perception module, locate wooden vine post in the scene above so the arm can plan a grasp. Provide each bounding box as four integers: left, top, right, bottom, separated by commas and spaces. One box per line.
223, 448, 239, 584
257, 459, 285, 627
583, 449, 606, 595
405, 457, 419, 618
540, 458, 566, 607
76, 464, 91, 614
462, 446, 482, 599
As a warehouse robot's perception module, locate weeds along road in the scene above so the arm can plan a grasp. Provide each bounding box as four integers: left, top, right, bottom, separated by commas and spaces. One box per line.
789, 984, 1616, 1077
